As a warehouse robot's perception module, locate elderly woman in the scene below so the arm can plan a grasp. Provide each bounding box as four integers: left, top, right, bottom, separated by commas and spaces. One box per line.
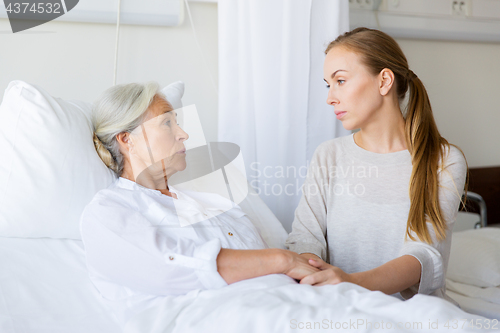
80, 82, 316, 319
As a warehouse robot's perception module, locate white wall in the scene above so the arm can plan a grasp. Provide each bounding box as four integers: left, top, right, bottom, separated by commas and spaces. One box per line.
396, 38, 500, 168
2, 3, 500, 168
0, 1, 219, 142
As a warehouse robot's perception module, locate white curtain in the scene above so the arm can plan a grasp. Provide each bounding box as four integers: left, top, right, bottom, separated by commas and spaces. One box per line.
218, 0, 351, 232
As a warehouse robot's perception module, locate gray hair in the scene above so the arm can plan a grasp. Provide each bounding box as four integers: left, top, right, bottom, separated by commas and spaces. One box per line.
91, 81, 167, 177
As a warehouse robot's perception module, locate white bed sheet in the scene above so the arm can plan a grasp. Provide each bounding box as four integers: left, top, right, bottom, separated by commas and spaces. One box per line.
447, 290, 500, 321
446, 279, 500, 320
0, 236, 121, 333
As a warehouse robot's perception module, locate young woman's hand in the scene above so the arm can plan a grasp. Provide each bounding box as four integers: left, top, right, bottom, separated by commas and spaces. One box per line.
298, 257, 354, 286
281, 250, 321, 281
298, 252, 322, 261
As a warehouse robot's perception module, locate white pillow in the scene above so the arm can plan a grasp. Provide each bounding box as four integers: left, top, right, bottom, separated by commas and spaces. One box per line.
447, 227, 500, 288
0, 80, 184, 239
161, 80, 184, 109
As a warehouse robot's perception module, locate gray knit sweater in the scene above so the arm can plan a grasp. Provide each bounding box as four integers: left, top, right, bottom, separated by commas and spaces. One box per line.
285, 133, 467, 306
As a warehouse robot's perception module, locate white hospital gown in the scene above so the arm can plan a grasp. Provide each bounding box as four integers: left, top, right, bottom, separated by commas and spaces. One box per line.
79, 176, 268, 324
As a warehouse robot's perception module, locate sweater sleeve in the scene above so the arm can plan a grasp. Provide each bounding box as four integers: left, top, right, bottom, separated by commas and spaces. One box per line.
399, 145, 467, 299
80, 198, 228, 298
284, 144, 330, 261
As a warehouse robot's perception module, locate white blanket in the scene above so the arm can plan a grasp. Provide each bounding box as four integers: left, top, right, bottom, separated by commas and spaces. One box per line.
446, 278, 500, 320
124, 274, 491, 333
447, 279, 500, 305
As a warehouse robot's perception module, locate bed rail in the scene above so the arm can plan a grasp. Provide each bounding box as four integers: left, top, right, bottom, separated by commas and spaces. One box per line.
462, 191, 487, 228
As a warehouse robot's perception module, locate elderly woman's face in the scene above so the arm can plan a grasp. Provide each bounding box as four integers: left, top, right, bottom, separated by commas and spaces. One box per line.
128, 95, 189, 179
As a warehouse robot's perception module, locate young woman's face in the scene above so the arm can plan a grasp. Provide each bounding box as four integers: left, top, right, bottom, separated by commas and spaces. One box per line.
323, 47, 384, 131
129, 95, 189, 177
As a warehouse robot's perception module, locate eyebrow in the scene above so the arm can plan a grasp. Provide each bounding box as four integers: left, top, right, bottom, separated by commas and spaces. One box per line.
160, 109, 178, 120
324, 69, 347, 82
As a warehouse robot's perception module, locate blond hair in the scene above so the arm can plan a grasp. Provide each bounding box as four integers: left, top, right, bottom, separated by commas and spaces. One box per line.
325, 27, 469, 244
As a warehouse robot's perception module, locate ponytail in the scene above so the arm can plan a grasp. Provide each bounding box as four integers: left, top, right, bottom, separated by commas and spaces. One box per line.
325, 27, 469, 244
404, 69, 469, 243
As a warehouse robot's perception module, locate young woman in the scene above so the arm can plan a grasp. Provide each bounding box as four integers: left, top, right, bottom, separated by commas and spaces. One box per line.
284, 27, 468, 306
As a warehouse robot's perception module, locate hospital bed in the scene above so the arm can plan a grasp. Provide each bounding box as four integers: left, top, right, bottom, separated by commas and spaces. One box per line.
446, 192, 500, 320
0, 80, 497, 333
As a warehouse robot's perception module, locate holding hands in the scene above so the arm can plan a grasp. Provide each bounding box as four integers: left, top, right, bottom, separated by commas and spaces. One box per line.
280, 251, 321, 280
299, 255, 354, 286
281, 251, 354, 286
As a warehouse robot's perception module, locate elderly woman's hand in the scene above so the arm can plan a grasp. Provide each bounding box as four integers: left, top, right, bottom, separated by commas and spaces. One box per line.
299, 257, 354, 286
281, 250, 321, 281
